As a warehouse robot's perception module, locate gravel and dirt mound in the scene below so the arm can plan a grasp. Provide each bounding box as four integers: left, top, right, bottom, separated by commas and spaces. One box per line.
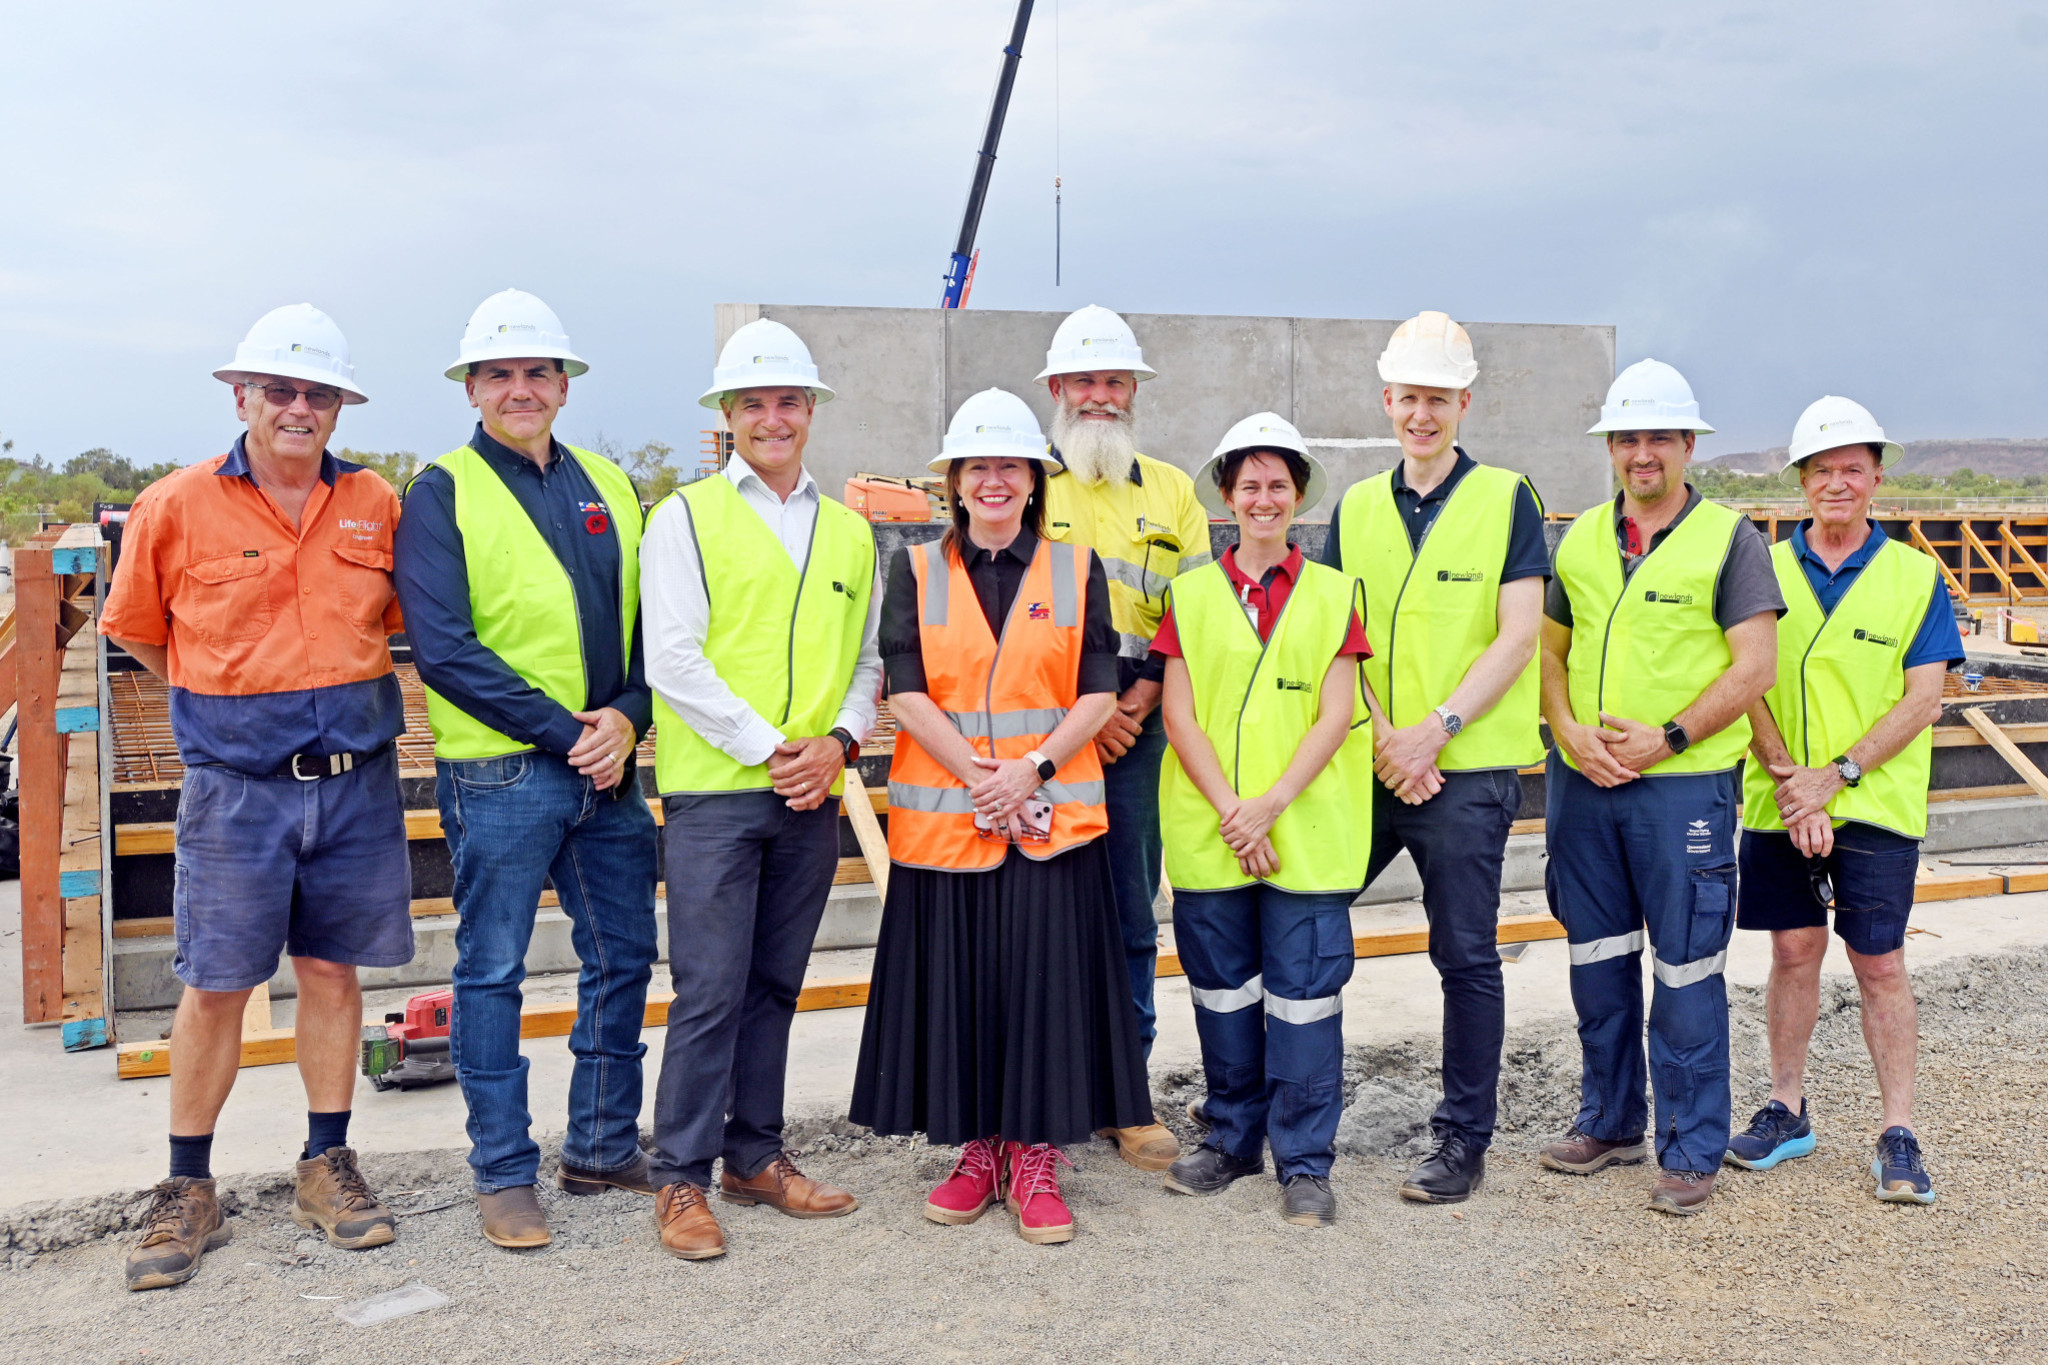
6, 948, 2044, 1364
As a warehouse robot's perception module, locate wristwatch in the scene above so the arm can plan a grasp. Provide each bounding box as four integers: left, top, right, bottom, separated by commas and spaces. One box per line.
1662, 720, 1691, 756
1833, 755, 1862, 788
829, 727, 860, 766
1432, 705, 1464, 738
1025, 748, 1058, 782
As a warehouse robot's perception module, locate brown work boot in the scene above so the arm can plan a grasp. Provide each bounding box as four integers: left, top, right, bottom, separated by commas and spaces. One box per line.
1649, 1168, 1717, 1216
720, 1152, 858, 1218
1538, 1126, 1650, 1174
476, 1185, 551, 1248
1097, 1122, 1181, 1172
559, 1151, 658, 1196
656, 1183, 726, 1260
292, 1148, 396, 1250
125, 1177, 229, 1291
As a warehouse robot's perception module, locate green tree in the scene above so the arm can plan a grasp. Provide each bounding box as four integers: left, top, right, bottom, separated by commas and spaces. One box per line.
336, 448, 423, 491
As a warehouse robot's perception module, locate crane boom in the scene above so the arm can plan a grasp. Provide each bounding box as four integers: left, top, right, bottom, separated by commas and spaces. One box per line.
940, 0, 1035, 309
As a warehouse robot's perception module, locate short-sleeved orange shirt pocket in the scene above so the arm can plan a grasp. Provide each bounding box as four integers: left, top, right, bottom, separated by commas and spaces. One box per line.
180, 551, 275, 645
333, 544, 397, 632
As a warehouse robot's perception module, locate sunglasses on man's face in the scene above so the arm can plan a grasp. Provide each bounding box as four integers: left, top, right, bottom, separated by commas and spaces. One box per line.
248, 382, 343, 411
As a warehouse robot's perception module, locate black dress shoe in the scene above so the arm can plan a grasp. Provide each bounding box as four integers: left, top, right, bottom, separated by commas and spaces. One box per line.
1163, 1144, 1264, 1196
1281, 1174, 1337, 1226
1400, 1129, 1486, 1204
558, 1152, 658, 1196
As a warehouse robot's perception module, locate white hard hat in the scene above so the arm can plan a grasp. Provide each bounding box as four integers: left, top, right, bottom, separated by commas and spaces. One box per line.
213, 303, 368, 404
1194, 412, 1329, 517
1781, 395, 1904, 484
445, 288, 588, 381
1034, 304, 1157, 382
1378, 311, 1478, 390
699, 318, 836, 410
1587, 358, 1714, 435
929, 388, 1059, 471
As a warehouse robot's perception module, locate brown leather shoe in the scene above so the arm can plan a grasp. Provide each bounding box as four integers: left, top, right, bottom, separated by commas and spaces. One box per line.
476, 1186, 551, 1248
125, 1177, 229, 1291
656, 1182, 726, 1260
559, 1152, 658, 1196
1649, 1168, 1717, 1216
719, 1153, 858, 1218
292, 1147, 396, 1249
1538, 1126, 1650, 1174
1098, 1122, 1181, 1171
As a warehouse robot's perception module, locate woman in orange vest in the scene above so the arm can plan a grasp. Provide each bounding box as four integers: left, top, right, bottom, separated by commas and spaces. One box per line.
850, 389, 1154, 1245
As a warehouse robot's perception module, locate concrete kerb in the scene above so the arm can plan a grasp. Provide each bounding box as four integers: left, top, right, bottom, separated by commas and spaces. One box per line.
108, 796, 2048, 1009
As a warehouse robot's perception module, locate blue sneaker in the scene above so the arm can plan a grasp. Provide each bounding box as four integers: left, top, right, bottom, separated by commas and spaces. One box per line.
1872, 1126, 1935, 1204
1724, 1099, 1817, 1170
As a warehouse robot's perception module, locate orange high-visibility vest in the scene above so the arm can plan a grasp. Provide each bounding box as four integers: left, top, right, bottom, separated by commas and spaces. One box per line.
887, 536, 1111, 871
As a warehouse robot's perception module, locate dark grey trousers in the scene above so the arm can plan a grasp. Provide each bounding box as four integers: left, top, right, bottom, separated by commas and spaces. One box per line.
648, 790, 840, 1190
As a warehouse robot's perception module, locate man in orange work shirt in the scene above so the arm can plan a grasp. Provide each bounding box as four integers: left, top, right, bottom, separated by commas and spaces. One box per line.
101, 305, 414, 1291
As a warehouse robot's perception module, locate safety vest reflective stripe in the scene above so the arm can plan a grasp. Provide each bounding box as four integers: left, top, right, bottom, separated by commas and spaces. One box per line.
418, 444, 642, 762
1742, 536, 1937, 839
648, 478, 875, 796
1569, 930, 1647, 966
1652, 950, 1727, 988
1340, 465, 1544, 770
1190, 975, 1264, 1013
1552, 497, 1753, 775
1264, 992, 1343, 1024
1116, 631, 1153, 660
1160, 560, 1374, 893
885, 536, 1109, 871
1098, 552, 1174, 600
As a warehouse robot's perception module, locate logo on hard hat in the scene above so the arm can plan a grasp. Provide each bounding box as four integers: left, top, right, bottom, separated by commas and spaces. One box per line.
496, 323, 537, 334
290, 344, 331, 359
753, 355, 789, 365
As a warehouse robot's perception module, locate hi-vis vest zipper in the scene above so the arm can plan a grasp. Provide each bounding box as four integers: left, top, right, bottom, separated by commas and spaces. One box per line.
1160, 560, 1373, 893
1551, 497, 1752, 775
648, 476, 875, 796
1742, 535, 1938, 838
417, 444, 642, 762
1339, 464, 1543, 770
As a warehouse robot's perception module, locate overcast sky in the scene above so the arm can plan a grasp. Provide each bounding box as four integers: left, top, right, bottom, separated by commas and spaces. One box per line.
2, 1, 2043, 468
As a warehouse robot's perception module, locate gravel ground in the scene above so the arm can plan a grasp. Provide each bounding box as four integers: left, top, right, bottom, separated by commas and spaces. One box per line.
6, 947, 2044, 1365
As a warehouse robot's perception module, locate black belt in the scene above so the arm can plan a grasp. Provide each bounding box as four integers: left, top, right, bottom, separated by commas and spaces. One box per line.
225, 743, 393, 782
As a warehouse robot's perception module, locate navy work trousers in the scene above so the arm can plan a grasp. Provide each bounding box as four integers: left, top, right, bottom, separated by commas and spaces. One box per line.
1102, 711, 1168, 1057
1544, 753, 1737, 1174
1363, 768, 1521, 1148
1174, 884, 1356, 1182
649, 790, 840, 1190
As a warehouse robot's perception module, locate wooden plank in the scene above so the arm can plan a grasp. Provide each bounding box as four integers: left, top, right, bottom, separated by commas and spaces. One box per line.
841, 768, 890, 902
1998, 523, 2048, 598
1909, 522, 1970, 601
1959, 707, 2048, 802
0, 607, 18, 716
1931, 721, 2048, 748
242, 982, 273, 1033
17, 547, 64, 1023
59, 620, 106, 1025
1961, 523, 2016, 597
1913, 872, 2005, 902
2004, 871, 2048, 894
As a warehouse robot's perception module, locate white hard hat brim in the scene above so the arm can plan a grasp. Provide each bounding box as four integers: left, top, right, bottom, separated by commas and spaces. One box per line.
213, 363, 369, 404
697, 379, 837, 410
926, 447, 1064, 472
444, 348, 589, 382
1377, 360, 1479, 390
1193, 449, 1330, 519
1034, 357, 1158, 383
1586, 415, 1715, 435
1778, 440, 1906, 485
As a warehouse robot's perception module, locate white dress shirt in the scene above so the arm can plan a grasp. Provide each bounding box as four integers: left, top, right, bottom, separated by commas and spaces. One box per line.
641, 458, 883, 768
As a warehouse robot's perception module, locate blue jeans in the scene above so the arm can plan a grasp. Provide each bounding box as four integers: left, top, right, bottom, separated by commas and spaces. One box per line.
437, 751, 659, 1194
1173, 884, 1355, 1181
1103, 710, 1168, 1055
1545, 753, 1737, 1174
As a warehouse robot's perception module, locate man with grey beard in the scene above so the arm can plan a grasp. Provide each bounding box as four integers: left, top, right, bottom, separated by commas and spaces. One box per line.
1036, 305, 1210, 1173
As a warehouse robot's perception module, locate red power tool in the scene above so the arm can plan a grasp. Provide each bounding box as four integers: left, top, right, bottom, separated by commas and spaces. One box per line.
359, 988, 457, 1091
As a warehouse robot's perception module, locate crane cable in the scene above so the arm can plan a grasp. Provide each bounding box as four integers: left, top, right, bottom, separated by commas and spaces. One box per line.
1054, 0, 1062, 287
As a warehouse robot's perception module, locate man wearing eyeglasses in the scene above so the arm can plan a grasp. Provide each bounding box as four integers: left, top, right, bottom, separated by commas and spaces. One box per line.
103, 304, 412, 1291
1726, 397, 1964, 1205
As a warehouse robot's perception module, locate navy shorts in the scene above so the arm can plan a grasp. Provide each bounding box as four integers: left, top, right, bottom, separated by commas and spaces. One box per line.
1735, 822, 1918, 957
172, 746, 415, 991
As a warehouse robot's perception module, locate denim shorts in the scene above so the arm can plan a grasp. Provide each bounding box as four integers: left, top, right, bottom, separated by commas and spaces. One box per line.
171, 745, 414, 991
1736, 822, 1919, 957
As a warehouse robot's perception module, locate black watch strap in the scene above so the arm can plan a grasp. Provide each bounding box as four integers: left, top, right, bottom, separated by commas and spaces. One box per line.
829, 727, 858, 764
1663, 720, 1691, 755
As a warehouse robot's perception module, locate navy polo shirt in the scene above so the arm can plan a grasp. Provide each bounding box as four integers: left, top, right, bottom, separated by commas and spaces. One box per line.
393, 424, 651, 755
1320, 447, 1550, 582
1789, 521, 1966, 671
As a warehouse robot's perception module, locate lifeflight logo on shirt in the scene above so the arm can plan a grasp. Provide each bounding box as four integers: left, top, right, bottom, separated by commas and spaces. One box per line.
336, 518, 384, 542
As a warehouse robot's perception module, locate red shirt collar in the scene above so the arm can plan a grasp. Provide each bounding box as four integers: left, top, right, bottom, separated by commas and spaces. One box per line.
1221, 542, 1303, 590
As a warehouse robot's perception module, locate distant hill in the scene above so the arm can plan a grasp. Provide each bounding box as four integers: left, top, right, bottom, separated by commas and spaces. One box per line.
1701, 438, 2048, 478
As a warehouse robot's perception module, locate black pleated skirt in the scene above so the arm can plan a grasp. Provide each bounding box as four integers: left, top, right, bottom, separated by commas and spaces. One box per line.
849, 838, 1154, 1148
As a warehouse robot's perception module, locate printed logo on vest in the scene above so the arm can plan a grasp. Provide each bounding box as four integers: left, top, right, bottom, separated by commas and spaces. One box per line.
831, 579, 857, 600
1643, 590, 1695, 605
1275, 677, 1312, 693
1027, 601, 1050, 620
1852, 628, 1900, 647
1436, 569, 1484, 582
